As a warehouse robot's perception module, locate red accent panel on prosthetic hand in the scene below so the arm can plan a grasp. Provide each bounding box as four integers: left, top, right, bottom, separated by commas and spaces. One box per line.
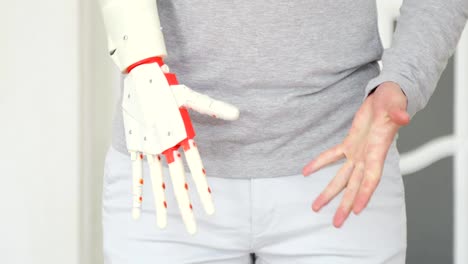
180, 109, 195, 139
126, 57, 164, 73
165, 73, 196, 155
163, 149, 178, 164
181, 139, 191, 152
164, 73, 195, 140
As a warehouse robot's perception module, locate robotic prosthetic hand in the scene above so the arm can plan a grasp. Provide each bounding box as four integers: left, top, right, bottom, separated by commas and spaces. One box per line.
100, 0, 240, 234
124, 59, 239, 234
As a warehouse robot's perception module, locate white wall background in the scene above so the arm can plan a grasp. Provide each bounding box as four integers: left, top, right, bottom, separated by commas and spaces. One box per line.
80, 0, 118, 262
0, 0, 115, 263
0, 0, 81, 263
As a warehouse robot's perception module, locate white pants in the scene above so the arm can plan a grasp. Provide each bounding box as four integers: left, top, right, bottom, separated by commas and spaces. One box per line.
102, 144, 406, 264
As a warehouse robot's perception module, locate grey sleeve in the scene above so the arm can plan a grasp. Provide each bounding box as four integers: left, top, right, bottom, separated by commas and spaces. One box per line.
365, 0, 468, 117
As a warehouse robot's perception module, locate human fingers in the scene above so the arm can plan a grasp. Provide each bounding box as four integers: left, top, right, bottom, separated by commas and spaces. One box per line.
352, 143, 388, 214
333, 162, 365, 228
303, 144, 345, 176
312, 160, 355, 212
388, 107, 410, 126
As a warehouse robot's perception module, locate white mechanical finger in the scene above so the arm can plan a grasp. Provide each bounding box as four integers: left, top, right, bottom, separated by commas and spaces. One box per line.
184, 139, 215, 215
167, 150, 197, 235
147, 154, 168, 228
131, 151, 144, 220
171, 85, 240, 121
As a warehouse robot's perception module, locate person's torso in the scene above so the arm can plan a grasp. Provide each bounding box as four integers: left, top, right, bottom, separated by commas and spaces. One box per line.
112, 0, 385, 179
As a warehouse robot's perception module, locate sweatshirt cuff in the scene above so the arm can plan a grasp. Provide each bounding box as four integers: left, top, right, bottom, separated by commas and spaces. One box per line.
364, 70, 426, 118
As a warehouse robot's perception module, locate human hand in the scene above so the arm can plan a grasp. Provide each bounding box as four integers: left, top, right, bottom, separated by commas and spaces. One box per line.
302, 81, 410, 228
123, 57, 239, 234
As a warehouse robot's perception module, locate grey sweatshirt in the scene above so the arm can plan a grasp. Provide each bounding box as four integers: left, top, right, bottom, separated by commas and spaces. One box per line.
111, 0, 468, 179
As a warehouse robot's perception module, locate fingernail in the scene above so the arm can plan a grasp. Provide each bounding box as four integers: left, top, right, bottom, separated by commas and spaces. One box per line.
312, 203, 320, 212
312, 195, 324, 212
333, 209, 346, 228
352, 203, 361, 214
302, 167, 313, 176
353, 199, 365, 215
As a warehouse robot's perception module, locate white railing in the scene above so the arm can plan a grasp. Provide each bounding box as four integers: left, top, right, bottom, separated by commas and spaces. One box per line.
453, 25, 468, 264
377, 1, 468, 263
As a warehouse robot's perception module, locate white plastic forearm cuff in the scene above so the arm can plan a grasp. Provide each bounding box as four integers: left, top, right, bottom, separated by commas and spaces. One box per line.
100, 0, 168, 71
